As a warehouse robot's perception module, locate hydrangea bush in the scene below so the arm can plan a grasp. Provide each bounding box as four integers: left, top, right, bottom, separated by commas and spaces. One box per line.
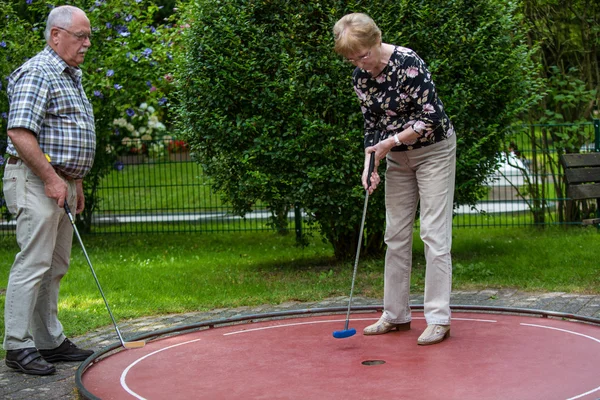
0, 0, 180, 230
112, 102, 168, 159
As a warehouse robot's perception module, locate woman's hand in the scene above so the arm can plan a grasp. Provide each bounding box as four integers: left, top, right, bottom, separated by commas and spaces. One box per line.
362, 136, 396, 193
362, 151, 380, 194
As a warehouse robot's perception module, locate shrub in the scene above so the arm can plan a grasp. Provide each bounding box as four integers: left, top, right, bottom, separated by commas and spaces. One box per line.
0, 0, 179, 230
177, 0, 540, 260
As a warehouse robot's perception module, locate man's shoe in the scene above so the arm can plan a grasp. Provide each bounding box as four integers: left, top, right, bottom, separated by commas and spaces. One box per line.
417, 324, 450, 345
5, 348, 56, 375
363, 317, 411, 335
39, 338, 94, 362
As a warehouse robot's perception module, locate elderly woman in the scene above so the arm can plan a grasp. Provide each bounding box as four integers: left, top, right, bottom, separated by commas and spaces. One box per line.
333, 13, 456, 345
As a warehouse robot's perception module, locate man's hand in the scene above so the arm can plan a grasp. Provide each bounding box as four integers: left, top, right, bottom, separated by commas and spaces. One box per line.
8, 128, 69, 207
44, 175, 68, 208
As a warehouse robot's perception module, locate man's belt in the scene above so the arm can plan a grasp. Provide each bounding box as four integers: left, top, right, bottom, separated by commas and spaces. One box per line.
6, 156, 74, 181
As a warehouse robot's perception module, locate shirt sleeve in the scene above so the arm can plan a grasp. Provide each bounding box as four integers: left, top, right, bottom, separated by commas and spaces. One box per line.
7, 68, 49, 136
398, 52, 443, 137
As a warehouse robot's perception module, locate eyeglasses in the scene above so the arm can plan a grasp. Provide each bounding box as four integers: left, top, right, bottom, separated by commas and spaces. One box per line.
56, 27, 92, 42
345, 50, 372, 64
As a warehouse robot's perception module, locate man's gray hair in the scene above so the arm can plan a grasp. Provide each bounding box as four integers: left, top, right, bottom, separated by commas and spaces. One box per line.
44, 5, 83, 42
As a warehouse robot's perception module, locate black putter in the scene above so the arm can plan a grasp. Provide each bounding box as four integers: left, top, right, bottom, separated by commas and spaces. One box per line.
64, 201, 145, 349
333, 131, 380, 339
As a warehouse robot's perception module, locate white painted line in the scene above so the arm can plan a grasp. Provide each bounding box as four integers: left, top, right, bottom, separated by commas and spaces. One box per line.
120, 338, 203, 400
223, 317, 497, 336
520, 323, 600, 400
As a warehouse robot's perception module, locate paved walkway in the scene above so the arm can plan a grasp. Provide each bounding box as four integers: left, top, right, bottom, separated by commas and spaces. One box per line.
2, 289, 600, 400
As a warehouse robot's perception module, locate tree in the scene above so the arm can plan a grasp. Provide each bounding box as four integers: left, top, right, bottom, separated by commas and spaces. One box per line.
513, 0, 599, 224
522, 0, 599, 123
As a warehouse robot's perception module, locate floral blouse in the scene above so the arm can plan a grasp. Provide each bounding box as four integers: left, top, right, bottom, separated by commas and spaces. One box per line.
353, 46, 455, 151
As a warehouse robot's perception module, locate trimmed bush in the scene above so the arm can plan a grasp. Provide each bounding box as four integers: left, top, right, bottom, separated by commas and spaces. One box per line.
177, 0, 540, 260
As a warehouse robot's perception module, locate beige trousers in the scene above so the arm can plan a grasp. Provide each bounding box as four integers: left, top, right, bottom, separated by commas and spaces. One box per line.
382, 134, 456, 326
3, 159, 77, 350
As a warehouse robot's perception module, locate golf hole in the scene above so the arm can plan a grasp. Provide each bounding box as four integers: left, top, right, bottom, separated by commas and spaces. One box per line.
362, 360, 386, 366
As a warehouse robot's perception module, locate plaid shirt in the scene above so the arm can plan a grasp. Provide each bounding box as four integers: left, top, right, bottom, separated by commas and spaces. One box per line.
6, 45, 95, 179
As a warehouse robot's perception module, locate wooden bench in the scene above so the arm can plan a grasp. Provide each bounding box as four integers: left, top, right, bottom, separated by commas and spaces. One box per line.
561, 152, 600, 225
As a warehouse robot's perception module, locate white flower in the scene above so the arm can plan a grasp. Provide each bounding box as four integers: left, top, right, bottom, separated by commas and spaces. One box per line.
113, 101, 168, 156
113, 118, 127, 127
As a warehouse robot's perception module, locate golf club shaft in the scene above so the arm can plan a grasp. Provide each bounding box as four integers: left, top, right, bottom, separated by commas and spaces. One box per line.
341, 133, 379, 330
342, 189, 370, 329
64, 201, 127, 347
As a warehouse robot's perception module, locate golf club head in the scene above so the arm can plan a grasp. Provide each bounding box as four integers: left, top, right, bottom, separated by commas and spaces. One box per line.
332, 328, 356, 339
123, 340, 146, 349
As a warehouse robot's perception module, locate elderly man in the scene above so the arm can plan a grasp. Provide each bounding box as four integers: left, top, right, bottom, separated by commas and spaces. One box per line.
3, 5, 96, 375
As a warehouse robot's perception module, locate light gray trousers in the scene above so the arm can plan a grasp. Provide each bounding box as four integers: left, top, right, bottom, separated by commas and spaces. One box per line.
3, 159, 76, 350
381, 134, 456, 326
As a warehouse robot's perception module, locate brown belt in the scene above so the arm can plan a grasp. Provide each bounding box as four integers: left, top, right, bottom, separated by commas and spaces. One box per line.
7, 156, 74, 181
55, 168, 75, 181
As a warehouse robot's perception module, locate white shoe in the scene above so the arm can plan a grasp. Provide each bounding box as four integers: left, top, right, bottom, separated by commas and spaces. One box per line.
417, 324, 450, 345
363, 317, 410, 335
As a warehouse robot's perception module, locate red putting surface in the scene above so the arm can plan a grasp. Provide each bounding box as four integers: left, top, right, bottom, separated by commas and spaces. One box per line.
81, 312, 600, 400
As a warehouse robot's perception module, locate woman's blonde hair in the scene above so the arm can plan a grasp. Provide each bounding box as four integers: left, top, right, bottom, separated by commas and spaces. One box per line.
333, 13, 381, 57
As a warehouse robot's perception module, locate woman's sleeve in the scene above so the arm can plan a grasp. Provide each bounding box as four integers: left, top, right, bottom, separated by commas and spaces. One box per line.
398, 52, 443, 137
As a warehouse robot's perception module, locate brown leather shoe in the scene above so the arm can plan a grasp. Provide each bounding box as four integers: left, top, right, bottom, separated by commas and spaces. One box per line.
5, 348, 56, 375
39, 338, 94, 362
417, 324, 450, 345
363, 317, 411, 335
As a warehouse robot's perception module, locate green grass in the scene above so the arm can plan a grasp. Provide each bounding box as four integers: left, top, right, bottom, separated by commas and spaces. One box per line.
1, 226, 599, 357
97, 160, 227, 213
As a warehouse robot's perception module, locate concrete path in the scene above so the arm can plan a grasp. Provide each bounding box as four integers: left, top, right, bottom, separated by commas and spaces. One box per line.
2, 289, 600, 400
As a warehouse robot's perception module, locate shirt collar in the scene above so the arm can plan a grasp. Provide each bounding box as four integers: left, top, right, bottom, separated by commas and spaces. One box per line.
42, 45, 82, 82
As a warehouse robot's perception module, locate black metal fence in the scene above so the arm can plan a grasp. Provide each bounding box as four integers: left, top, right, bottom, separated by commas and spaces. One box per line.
454, 120, 599, 228
90, 152, 291, 234
1, 121, 599, 236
